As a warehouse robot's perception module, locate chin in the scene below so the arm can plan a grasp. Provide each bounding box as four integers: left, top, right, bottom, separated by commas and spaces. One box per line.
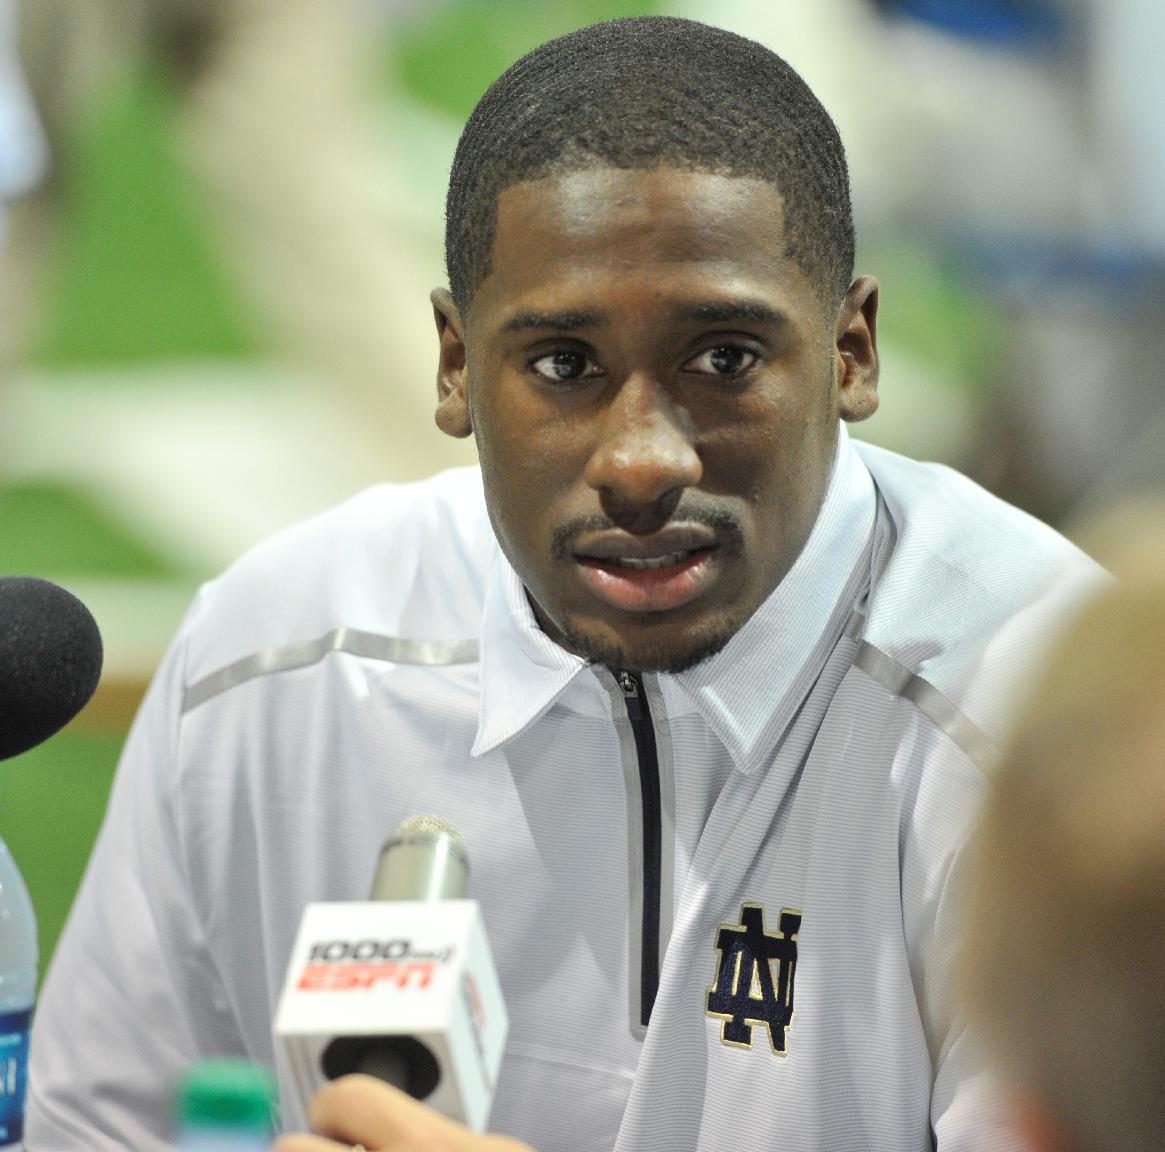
560, 617, 740, 675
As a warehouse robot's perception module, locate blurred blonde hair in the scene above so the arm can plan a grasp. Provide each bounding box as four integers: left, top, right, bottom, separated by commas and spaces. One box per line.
962, 516, 1165, 1150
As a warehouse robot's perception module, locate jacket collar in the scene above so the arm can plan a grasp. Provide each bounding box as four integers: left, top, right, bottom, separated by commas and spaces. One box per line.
473, 425, 877, 768
472, 548, 590, 757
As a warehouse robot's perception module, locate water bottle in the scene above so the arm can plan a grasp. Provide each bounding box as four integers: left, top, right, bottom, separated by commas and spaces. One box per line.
0, 837, 36, 1152
175, 1059, 277, 1151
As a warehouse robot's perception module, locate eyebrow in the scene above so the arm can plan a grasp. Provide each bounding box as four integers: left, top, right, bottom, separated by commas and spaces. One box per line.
500, 310, 603, 334
680, 301, 789, 325
499, 299, 790, 335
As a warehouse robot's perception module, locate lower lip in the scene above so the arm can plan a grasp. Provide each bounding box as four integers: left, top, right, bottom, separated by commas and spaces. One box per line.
575, 550, 718, 614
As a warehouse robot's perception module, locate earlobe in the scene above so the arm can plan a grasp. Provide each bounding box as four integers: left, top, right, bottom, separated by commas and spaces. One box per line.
835, 275, 880, 424
431, 287, 474, 439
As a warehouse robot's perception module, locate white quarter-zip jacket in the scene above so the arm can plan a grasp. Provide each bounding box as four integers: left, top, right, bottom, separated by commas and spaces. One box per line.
28, 428, 1104, 1151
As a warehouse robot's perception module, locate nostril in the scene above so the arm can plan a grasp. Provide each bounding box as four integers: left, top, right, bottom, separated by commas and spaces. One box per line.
598, 487, 683, 536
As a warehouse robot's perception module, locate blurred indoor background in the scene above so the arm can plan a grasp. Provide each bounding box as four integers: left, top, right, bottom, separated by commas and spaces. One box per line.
2, 0, 1163, 980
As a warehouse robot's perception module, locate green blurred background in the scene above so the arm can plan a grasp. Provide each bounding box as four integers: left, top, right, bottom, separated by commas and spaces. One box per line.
3, 0, 667, 986
4, 0, 1164, 984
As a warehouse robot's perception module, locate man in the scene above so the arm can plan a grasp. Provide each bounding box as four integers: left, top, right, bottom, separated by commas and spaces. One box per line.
28, 16, 1103, 1151
961, 539, 1165, 1152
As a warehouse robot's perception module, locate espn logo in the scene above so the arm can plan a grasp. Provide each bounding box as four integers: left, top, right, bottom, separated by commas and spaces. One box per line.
297, 960, 436, 991
297, 938, 452, 992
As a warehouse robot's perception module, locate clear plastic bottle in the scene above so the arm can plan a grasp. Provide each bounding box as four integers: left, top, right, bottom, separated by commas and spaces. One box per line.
0, 836, 37, 1152
175, 1059, 277, 1152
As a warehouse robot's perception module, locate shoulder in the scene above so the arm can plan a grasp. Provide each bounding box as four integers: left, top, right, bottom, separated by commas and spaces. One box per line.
855, 440, 1092, 582
853, 440, 1108, 750
176, 467, 495, 685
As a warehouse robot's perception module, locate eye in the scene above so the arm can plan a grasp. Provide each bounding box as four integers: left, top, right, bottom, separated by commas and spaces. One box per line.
529, 350, 602, 383
683, 344, 759, 378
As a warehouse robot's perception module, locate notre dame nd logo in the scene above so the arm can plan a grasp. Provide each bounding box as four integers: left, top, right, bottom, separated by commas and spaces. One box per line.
705, 903, 801, 1055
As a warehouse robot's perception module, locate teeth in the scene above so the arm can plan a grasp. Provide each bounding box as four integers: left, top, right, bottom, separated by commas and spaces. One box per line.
612, 551, 690, 570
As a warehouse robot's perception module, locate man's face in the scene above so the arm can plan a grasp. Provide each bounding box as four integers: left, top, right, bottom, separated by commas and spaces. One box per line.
433, 166, 878, 672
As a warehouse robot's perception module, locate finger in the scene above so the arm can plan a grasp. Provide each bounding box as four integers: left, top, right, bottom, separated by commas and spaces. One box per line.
305, 1075, 533, 1151
307, 1074, 468, 1150
273, 1135, 349, 1152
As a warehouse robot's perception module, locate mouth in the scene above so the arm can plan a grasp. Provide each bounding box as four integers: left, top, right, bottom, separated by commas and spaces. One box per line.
570, 529, 722, 614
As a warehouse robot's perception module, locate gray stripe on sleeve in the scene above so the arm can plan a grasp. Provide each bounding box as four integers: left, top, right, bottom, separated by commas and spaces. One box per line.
182, 628, 480, 713
843, 609, 867, 642
852, 641, 997, 772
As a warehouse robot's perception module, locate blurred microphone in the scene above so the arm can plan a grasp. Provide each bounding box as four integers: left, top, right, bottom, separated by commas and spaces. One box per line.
0, 577, 103, 760
276, 816, 508, 1132
0, 577, 101, 1145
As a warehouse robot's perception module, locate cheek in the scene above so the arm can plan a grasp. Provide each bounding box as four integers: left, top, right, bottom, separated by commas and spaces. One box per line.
473, 378, 594, 484
701, 410, 821, 498
470, 396, 577, 551
468, 374, 524, 485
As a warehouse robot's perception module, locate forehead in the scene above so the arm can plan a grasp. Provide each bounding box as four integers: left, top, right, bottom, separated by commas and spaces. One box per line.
470, 167, 818, 329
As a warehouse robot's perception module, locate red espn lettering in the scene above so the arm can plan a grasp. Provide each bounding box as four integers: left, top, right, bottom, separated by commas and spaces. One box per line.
297, 961, 436, 991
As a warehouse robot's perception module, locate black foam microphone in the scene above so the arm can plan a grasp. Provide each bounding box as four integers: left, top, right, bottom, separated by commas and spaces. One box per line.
0, 577, 104, 760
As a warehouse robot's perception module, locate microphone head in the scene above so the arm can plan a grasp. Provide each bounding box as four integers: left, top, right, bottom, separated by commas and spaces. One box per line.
370, 815, 469, 902
396, 814, 462, 840
0, 577, 104, 760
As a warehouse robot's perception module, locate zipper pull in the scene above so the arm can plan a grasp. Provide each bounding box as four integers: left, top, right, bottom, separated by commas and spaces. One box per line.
617, 670, 639, 698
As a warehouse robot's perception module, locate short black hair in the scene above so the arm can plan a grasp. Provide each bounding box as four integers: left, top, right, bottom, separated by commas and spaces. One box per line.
445, 16, 854, 319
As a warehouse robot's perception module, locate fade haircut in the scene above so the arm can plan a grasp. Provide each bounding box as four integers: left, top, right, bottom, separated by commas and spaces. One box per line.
444, 16, 854, 320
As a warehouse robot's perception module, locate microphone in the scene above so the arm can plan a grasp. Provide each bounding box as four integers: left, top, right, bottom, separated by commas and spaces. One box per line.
275, 817, 508, 1132
0, 577, 101, 1144
0, 577, 104, 760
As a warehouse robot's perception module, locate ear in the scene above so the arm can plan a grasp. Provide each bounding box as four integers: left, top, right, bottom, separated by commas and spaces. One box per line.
833, 275, 879, 424
431, 287, 473, 439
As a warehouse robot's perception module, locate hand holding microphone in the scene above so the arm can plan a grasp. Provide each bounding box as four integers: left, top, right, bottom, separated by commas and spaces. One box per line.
276, 817, 508, 1134
274, 1074, 533, 1152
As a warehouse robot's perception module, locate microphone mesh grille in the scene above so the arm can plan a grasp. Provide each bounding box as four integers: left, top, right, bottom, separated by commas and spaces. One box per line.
395, 814, 461, 839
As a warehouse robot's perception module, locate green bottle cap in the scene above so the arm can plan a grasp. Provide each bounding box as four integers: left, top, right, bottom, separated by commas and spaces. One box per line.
177, 1059, 276, 1131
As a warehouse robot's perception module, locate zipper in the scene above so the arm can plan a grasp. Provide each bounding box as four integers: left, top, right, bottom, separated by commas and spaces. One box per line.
618, 670, 663, 1028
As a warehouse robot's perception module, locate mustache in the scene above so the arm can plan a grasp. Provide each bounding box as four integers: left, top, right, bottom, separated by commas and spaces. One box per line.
551, 504, 745, 560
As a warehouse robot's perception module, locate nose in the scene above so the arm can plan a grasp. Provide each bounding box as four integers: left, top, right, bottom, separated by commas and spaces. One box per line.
584, 374, 702, 529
